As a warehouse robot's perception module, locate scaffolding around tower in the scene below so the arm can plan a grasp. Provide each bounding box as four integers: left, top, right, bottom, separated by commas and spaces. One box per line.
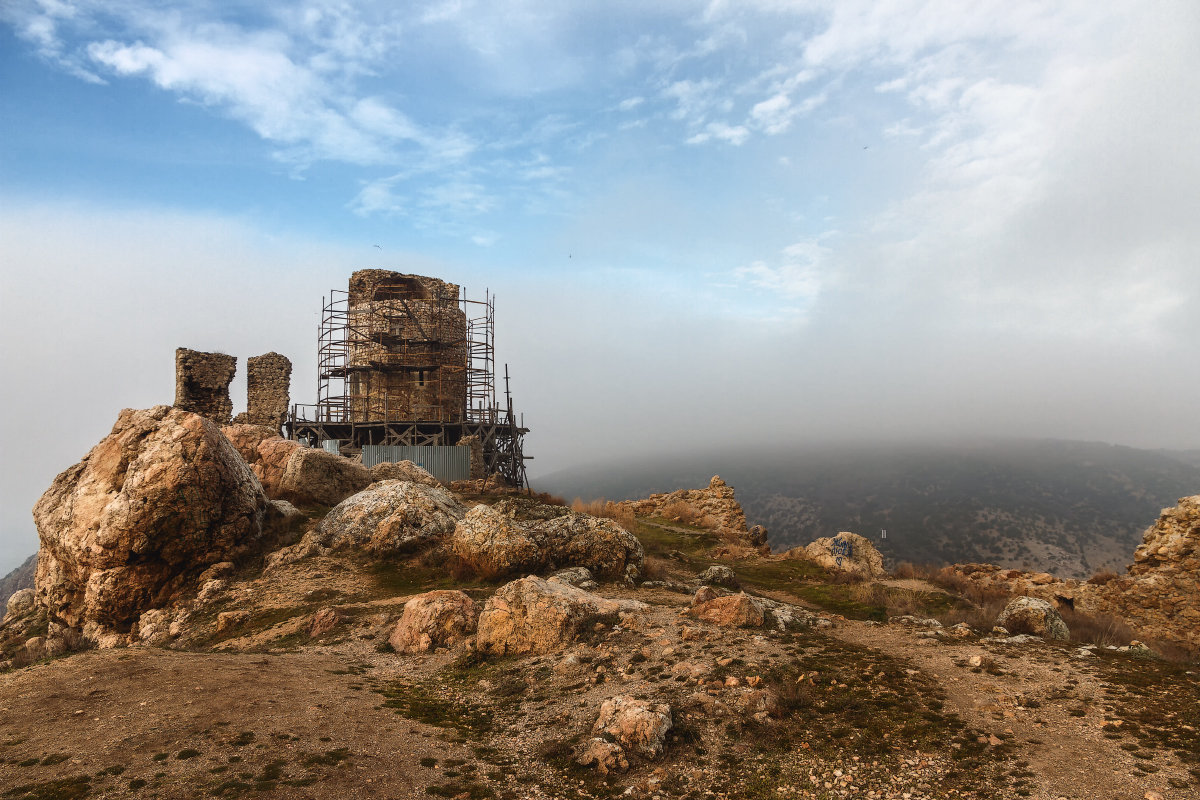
288, 270, 529, 488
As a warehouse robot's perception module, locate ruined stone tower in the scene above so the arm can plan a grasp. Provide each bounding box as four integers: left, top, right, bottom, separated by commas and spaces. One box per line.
243, 352, 292, 428
345, 270, 468, 422
174, 348, 236, 424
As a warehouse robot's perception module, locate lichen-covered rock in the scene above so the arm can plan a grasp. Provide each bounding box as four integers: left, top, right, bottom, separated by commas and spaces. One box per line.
687, 593, 765, 628
137, 608, 173, 645
304, 480, 465, 556
450, 503, 644, 580
388, 590, 477, 653
790, 532, 885, 578
221, 424, 371, 507
576, 738, 628, 774
5, 588, 35, 620
476, 576, 646, 656
593, 696, 673, 758
996, 596, 1069, 640
34, 406, 270, 639
368, 460, 440, 487
697, 565, 740, 589
549, 567, 596, 588
450, 504, 543, 577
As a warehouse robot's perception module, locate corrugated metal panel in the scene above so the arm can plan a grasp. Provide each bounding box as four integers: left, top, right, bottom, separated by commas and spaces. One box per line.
361, 445, 470, 482
320, 439, 342, 455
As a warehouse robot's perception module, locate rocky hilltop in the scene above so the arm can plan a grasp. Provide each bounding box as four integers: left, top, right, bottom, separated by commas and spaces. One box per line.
1, 409, 1197, 800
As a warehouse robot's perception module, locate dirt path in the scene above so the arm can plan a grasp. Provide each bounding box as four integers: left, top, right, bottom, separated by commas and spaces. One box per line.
830, 620, 1189, 800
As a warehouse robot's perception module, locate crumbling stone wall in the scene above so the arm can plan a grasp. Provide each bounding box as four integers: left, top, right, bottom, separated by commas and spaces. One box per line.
346, 270, 468, 422
244, 352, 291, 429
174, 348, 236, 424
617, 476, 770, 553
457, 435, 485, 479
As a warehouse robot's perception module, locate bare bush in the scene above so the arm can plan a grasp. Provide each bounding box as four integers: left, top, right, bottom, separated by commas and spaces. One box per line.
659, 500, 701, 526
1086, 569, 1120, 586
1058, 608, 1135, 648
569, 497, 635, 531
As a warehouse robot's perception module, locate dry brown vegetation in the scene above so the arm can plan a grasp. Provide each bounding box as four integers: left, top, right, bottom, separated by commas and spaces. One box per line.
569, 497, 635, 530
1087, 568, 1121, 585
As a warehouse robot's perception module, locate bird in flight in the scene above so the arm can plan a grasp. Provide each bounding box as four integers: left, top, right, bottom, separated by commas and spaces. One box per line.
374, 244, 382, 249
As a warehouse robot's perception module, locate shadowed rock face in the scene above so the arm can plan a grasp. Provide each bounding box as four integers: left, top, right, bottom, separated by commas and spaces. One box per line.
33, 406, 270, 640
222, 424, 371, 507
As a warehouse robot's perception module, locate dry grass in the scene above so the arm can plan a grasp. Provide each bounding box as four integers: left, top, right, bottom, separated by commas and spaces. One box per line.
1059, 608, 1135, 648
891, 562, 938, 581
1086, 569, 1120, 586
658, 500, 702, 527
569, 498, 635, 531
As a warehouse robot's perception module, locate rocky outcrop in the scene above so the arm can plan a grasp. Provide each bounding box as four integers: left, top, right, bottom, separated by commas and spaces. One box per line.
996, 597, 1069, 640
5, 588, 35, 621
33, 406, 271, 640
687, 592, 764, 628
476, 576, 647, 656
295, 481, 465, 558
450, 502, 644, 580
617, 476, 769, 553
697, 565, 740, 589
945, 495, 1200, 654
593, 696, 672, 758
388, 590, 478, 653
576, 738, 629, 774
369, 460, 440, 487
221, 424, 371, 507
788, 532, 885, 578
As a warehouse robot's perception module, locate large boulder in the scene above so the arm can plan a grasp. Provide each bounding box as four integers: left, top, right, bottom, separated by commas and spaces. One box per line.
221, 424, 371, 507
450, 503, 644, 580
388, 590, 478, 653
5, 588, 36, 620
369, 460, 440, 488
476, 576, 646, 656
687, 592, 765, 628
34, 406, 271, 638
593, 696, 673, 758
790, 532, 885, 578
302, 480, 464, 556
996, 596, 1069, 640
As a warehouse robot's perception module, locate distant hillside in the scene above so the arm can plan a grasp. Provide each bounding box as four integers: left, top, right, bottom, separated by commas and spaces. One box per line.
0, 553, 36, 602
537, 439, 1200, 579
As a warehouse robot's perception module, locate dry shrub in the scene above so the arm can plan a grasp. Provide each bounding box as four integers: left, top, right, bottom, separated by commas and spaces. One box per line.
936, 597, 1010, 631
850, 582, 889, 608
892, 562, 936, 581
659, 500, 702, 526
828, 569, 868, 586
640, 557, 670, 583
1140, 638, 1199, 664
569, 497, 635, 531
531, 491, 567, 507
774, 677, 816, 716
882, 588, 926, 618
1086, 569, 1120, 586
1058, 608, 1135, 648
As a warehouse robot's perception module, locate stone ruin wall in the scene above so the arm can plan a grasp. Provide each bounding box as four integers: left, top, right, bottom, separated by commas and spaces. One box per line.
174, 348, 236, 424
346, 270, 468, 423
243, 352, 291, 429
617, 476, 770, 553
176, 348, 292, 429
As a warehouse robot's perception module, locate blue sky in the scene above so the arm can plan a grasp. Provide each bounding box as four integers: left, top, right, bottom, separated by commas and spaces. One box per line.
2, 1, 1199, 571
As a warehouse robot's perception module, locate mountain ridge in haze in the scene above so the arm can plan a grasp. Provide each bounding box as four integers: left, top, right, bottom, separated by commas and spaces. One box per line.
535, 438, 1200, 579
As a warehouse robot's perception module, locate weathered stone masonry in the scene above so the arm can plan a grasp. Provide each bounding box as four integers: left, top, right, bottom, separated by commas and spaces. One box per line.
174, 348, 236, 424
243, 352, 291, 429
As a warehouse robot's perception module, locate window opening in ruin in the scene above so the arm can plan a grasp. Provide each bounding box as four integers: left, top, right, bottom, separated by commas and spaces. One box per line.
418, 369, 425, 386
